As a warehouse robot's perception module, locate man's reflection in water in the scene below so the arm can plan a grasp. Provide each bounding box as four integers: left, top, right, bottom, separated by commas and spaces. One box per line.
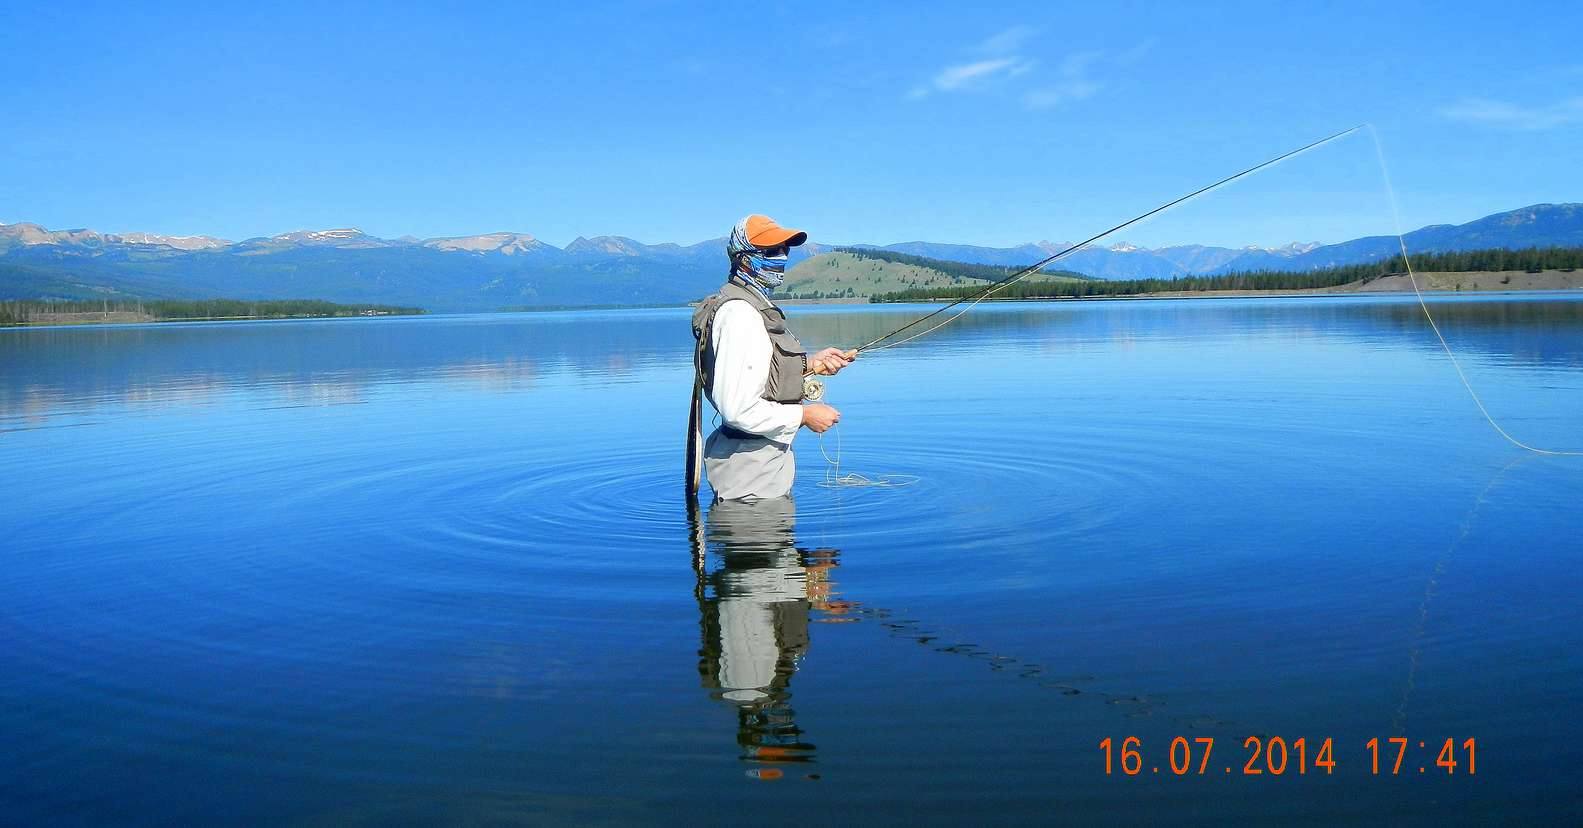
694, 496, 852, 777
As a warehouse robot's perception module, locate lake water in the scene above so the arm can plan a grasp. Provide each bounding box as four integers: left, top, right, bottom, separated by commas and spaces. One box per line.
3, 295, 1582, 825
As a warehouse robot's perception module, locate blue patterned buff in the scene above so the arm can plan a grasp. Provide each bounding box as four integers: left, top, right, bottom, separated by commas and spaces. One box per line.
727, 217, 791, 295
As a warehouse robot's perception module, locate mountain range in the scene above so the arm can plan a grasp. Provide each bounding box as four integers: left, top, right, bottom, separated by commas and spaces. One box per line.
3, 203, 1580, 310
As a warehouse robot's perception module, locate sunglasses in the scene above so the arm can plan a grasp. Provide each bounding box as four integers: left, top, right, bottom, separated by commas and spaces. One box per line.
735, 244, 791, 259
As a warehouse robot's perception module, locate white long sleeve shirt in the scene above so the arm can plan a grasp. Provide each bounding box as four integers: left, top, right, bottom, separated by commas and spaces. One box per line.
707, 299, 803, 446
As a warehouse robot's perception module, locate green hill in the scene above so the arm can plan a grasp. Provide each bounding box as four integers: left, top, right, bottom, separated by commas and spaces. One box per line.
782, 249, 1089, 300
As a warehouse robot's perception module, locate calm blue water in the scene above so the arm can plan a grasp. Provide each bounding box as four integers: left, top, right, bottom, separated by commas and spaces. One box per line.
3, 295, 1582, 824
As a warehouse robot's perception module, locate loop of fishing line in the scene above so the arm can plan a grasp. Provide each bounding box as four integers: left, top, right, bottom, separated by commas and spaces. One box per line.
817, 422, 918, 489
1366, 125, 1581, 457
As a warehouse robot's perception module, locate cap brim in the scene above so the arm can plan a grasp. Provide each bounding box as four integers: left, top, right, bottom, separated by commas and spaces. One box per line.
748, 227, 808, 248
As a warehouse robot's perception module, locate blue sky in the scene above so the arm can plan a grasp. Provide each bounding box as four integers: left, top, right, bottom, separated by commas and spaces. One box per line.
2, 0, 1580, 249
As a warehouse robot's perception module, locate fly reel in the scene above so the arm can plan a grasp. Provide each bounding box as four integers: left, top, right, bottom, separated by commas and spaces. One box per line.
803, 376, 826, 402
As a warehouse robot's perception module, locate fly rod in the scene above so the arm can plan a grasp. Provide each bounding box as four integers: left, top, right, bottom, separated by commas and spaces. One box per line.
843, 125, 1364, 356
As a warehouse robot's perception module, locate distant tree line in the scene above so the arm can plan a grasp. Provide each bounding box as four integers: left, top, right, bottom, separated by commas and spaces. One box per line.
785, 287, 861, 300
499, 302, 688, 312
871, 246, 1583, 302
0, 298, 424, 326
834, 247, 1093, 283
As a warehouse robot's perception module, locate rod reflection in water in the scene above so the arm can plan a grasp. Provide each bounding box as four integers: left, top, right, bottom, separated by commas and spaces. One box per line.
693, 496, 854, 778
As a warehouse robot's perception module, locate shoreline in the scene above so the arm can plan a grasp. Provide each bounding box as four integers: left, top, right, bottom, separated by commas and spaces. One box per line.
872, 269, 1583, 304
7, 271, 1580, 328
1127, 269, 1583, 300
2, 310, 421, 328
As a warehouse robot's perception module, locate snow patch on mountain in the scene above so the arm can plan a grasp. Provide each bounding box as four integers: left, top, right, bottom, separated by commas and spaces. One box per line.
112, 232, 231, 250
424, 232, 550, 255
565, 236, 647, 257
264, 228, 398, 249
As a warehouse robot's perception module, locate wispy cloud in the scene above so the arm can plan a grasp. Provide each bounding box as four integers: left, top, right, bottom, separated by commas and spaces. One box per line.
1023, 50, 1106, 110
978, 25, 1037, 54
935, 57, 1035, 90
1114, 38, 1157, 65
909, 29, 1151, 112
1439, 96, 1583, 130
909, 26, 1039, 100
1024, 80, 1099, 110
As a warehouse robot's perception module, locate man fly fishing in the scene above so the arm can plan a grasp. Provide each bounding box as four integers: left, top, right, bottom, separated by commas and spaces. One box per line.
682, 129, 1372, 503
687, 215, 855, 502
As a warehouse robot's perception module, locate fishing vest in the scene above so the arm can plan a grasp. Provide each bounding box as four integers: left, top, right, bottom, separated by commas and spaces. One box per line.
692, 280, 808, 409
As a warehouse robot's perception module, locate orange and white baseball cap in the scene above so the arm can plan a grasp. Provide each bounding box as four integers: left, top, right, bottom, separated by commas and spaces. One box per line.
739, 214, 807, 249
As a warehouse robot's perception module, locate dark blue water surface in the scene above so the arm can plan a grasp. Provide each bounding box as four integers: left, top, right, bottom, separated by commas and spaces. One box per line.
3, 295, 1582, 825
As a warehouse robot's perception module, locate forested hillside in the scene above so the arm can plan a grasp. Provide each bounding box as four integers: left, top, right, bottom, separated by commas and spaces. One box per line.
873, 247, 1583, 301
